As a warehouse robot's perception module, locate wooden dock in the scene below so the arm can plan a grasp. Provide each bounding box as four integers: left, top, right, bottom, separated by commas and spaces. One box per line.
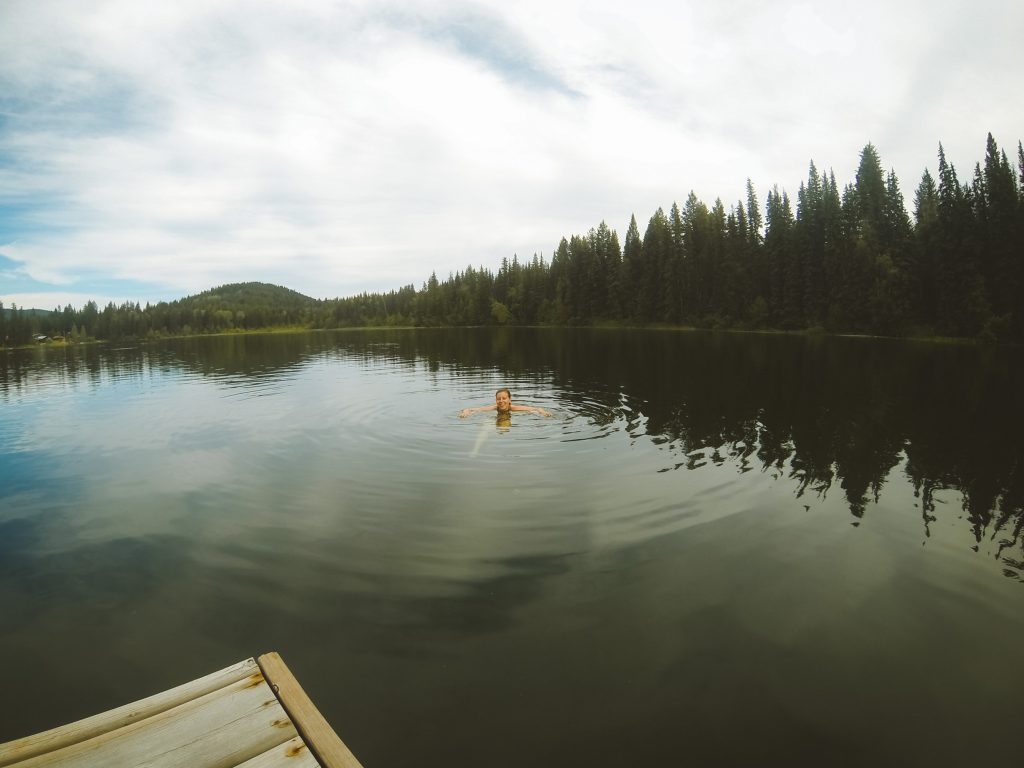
0, 652, 364, 768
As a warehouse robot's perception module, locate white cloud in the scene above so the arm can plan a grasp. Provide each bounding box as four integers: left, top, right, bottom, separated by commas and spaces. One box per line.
0, 0, 1022, 304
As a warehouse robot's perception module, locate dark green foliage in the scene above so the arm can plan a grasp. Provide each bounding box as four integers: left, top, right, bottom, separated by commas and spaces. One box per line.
794, 162, 826, 326
621, 215, 643, 319
977, 134, 1021, 338
909, 169, 938, 326
933, 146, 989, 335
1, 303, 45, 345
13, 134, 1022, 344
765, 185, 798, 328
641, 208, 672, 322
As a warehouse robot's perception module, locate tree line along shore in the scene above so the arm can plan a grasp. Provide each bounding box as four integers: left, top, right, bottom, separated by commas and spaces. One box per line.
3, 134, 1022, 347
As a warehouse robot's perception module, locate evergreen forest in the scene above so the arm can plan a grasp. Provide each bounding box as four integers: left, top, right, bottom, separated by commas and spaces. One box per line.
2, 135, 1022, 346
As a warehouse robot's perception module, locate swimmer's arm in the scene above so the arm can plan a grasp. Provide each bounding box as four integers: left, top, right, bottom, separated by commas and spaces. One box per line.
459, 404, 497, 418
510, 404, 553, 417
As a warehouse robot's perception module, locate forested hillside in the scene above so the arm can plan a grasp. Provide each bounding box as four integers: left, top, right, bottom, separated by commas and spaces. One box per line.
3, 134, 1022, 345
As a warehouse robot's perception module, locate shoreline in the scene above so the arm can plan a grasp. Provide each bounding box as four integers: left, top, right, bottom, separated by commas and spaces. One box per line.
0, 323, 1011, 351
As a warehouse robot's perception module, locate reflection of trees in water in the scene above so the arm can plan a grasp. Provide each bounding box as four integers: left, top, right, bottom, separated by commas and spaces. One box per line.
362, 328, 1023, 579
3, 328, 1021, 578
468, 328, 1022, 579
0, 343, 146, 395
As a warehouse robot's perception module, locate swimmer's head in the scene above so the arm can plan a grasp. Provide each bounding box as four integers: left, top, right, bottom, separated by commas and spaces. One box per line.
495, 388, 512, 413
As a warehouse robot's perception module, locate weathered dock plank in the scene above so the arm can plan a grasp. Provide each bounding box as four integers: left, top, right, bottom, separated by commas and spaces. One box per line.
0, 653, 364, 768
0, 659, 260, 767
234, 737, 320, 768
7, 673, 296, 768
257, 653, 362, 768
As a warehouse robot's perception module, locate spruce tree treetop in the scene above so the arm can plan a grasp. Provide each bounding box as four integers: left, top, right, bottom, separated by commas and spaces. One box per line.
914, 168, 938, 228
746, 178, 763, 245
855, 143, 887, 239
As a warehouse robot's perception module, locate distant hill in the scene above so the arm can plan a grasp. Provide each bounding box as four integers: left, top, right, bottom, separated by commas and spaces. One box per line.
1, 306, 53, 319
168, 282, 320, 312
2, 283, 325, 345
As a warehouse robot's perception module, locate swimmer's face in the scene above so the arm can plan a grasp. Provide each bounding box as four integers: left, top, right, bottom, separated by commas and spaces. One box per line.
495, 390, 512, 412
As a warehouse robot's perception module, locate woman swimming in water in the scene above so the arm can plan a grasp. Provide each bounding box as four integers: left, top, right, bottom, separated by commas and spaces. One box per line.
459, 388, 552, 418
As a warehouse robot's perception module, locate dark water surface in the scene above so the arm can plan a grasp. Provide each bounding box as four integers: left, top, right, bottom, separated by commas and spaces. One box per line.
1, 328, 1021, 766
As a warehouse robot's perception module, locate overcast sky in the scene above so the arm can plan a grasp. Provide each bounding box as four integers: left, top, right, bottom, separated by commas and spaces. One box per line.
1, 0, 1022, 310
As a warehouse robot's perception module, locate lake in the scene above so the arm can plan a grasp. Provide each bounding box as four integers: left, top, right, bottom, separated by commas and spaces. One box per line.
1, 328, 1021, 766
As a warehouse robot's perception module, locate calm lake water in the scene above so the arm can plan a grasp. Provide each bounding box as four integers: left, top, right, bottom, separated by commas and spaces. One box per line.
1, 328, 1022, 766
